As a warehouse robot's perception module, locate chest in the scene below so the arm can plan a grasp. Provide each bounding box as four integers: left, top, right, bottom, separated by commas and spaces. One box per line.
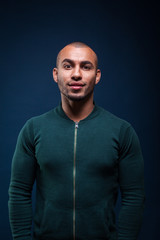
34, 122, 120, 178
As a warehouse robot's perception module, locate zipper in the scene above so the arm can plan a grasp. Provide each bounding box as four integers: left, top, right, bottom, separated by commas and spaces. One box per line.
73, 121, 78, 240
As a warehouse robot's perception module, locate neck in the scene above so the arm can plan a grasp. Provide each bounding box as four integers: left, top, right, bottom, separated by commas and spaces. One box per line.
61, 95, 94, 122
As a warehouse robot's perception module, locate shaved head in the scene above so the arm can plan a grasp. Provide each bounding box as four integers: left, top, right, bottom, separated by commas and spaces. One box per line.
56, 42, 98, 69
53, 41, 101, 103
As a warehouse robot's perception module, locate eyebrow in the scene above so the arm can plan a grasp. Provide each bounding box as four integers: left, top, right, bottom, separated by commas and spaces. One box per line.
61, 58, 94, 67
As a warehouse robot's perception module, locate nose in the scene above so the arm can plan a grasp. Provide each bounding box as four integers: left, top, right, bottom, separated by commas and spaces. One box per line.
71, 66, 82, 81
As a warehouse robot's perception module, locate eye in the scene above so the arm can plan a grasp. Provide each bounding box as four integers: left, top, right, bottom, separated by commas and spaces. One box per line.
83, 65, 91, 70
63, 64, 72, 69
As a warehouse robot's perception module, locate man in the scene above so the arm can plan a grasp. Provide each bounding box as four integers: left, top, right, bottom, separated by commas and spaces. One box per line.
8, 42, 145, 240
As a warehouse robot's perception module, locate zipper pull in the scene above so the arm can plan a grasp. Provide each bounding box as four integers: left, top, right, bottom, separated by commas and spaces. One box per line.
75, 122, 79, 128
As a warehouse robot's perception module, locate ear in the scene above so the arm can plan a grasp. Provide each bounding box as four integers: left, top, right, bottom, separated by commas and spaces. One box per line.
53, 68, 58, 83
95, 69, 101, 85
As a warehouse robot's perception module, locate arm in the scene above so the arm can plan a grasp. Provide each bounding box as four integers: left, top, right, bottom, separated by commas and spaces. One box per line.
8, 119, 36, 239
118, 125, 145, 240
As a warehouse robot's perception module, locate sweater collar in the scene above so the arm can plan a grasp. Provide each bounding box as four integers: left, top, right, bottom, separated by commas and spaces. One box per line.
55, 102, 100, 122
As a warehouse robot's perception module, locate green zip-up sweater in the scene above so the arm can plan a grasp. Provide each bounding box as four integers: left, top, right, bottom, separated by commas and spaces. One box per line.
8, 104, 145, 240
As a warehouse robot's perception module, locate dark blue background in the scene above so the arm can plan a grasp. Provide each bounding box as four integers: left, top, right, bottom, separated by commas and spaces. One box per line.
1, 1, 159, 239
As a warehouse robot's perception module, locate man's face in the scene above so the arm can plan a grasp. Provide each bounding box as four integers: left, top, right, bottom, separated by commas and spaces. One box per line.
53, 45, 101, 101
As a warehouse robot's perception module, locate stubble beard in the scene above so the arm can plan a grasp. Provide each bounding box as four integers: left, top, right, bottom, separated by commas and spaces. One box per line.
60, 86, 95, 102
57, 77, 96, 102
62, 90, 94, 102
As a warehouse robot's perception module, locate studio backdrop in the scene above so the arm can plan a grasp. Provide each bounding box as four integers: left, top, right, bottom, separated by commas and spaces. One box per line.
0, 1, 159, 239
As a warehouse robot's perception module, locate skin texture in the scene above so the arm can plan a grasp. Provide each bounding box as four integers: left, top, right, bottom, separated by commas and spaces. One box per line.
56, 42, 98, 69
53, 43, 101, 121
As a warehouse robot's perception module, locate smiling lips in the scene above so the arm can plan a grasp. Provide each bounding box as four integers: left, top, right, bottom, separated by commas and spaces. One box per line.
69, 82, 85, 90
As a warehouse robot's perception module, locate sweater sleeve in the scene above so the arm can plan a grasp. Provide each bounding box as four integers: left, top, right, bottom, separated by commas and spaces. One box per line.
8, 119, 36, 240
118, 124, 145, 240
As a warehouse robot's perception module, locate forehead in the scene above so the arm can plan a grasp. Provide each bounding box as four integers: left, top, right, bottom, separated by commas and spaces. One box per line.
58, 46, 97, 64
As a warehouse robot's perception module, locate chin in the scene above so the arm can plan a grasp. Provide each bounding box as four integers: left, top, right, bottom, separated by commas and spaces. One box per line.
67, 95, 86, 101
62, 90, 94, 102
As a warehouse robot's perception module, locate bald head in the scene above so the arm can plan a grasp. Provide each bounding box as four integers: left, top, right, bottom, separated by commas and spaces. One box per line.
56, 42, 98, 69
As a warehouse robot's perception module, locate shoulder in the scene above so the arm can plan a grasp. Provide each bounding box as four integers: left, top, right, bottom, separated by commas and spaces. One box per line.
25, 107, 58, 126
30, 108, 56, 122
19, 107, 58, 136
96, 105, 131, 130
95, 105, 140, 143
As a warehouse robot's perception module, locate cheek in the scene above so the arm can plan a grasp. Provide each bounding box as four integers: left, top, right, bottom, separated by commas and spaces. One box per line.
58, 72, 70, 83
86, 75, 97, 85
57, 74, 69, 92
85, 71, 97, 79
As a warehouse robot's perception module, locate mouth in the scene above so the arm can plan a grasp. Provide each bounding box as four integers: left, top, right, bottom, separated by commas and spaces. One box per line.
68, 82, 85, 90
